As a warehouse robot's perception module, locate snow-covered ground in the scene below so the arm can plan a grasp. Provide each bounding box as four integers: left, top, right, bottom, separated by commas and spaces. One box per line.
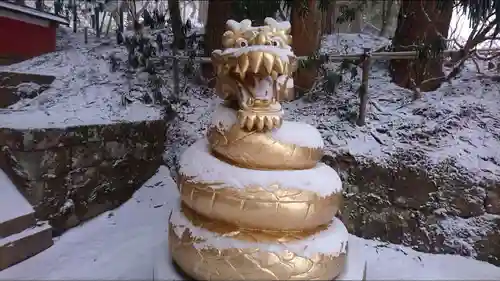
0, 28, 161, 129
1, 166, 499, 280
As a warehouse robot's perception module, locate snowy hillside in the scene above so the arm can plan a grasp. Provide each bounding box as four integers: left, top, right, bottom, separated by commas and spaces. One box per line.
0, 28, 161, 129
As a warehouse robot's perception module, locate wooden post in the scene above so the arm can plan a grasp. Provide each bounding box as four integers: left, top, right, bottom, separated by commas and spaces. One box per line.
119, 7, 124, 33
99, 11, 107, 35
84, 27, 88, 44
54, 0, 62, 15
198, 0, 208, 26
105, 12, 112, 35
72, 0, 77, 33
326, 0, 336, 34
172, 50, 180, 101
116, 10, 124, 45
95, 6, 100, 38
35, 0, 43, 11
357, 48, 371, 126
353, 6, 363, 33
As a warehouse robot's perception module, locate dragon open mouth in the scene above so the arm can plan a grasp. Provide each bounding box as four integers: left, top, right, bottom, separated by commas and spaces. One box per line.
212, 47, 297, 81
211, 18, 297, 132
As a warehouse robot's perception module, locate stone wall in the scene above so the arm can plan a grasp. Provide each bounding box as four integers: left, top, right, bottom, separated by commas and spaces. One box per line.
0, 72, 55, 108
0, 120, 166, 234
323, 152, 500, 266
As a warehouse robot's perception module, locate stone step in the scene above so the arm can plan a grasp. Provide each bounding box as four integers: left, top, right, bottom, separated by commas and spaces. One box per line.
0, 169, 54, 270
0, 222, 53, 271
0, 169, 36, 238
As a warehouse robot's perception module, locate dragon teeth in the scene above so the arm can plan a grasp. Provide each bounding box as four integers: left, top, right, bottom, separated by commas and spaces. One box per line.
262, 53, 275, 75
248, 52, 263, 73
238, 55, 250, 75
274, 58, 284, 73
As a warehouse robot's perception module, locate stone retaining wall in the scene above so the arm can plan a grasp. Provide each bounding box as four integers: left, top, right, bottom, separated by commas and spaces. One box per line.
323, 153, 500, 266
0, 120, 166, 234
0, 72, 55, 108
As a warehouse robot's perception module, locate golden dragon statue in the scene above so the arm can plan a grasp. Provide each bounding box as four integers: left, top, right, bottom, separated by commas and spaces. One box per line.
207, 18, 324, 170
165, 17, 365, 281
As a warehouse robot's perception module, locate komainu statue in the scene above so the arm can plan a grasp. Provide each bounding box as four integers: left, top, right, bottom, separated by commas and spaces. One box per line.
167, 17, 364, 281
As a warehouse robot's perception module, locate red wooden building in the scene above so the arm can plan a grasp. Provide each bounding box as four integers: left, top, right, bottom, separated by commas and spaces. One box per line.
0, 1, 69, 63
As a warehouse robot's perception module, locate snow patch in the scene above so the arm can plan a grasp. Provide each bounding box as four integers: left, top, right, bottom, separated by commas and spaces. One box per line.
0, 169, 33, 224
170, 204, 348, 257
179, 139, 342, 196
320, 33, 390, 54
435, 214, 500, 257
0, 27, 162, 129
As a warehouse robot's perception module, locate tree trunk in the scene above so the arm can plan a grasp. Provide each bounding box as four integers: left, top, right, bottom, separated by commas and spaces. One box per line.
291, 0, 322, 93
321, 7, 327, 34
352, 7, 364, 33
390, 0, 453, 92
201, 0, 233, 85
324, 1, 336, 34
72, 0, 77, 33
379, 0, 395, 37
198, 0, 209, 25
35, 0, 43, 11
168, 0, 185, 49
320, 3, 336, 35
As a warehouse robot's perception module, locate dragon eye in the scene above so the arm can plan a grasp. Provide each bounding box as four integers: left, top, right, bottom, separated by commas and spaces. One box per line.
271, 40, 279, 46
235, 38, 248, 48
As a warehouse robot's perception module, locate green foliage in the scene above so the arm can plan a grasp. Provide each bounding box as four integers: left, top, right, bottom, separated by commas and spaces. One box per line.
454, 0, 500, 32
231, 0, 282, 24
182, 50, 197, 79
416, 38, 447, 61
336, 5, 357, 24
124, 31, 161, 74
297, 0, 310, 18
324, 71, 342, 93
334, 0, 375, 24
299, 52, 323, 69
318, 0, 330, 12
297, 50, 360, 95
285, 0, 338, 19
322, 59, 358, 94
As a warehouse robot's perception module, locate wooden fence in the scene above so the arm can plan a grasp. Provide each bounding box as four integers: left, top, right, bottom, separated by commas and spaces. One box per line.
165, 47, 500, 126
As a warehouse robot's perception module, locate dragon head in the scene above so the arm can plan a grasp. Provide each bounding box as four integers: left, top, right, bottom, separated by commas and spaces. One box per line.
211, 18, 298, 132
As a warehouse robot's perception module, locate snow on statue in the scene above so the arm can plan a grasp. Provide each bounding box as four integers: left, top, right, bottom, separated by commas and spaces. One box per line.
167, 17, 366, 280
